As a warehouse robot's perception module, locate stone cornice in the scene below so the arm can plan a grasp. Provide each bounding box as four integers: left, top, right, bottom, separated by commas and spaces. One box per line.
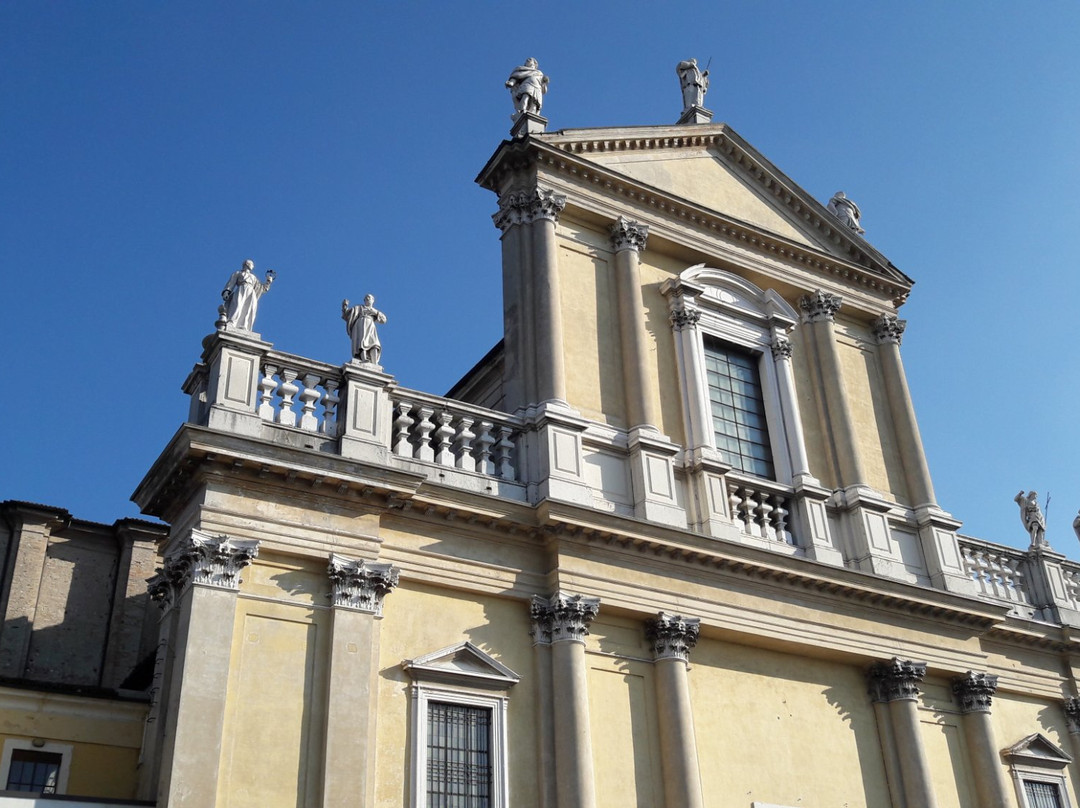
476, 133, 912, 305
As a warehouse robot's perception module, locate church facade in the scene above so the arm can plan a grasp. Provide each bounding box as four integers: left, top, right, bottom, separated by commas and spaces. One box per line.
2, 61, 1080, 808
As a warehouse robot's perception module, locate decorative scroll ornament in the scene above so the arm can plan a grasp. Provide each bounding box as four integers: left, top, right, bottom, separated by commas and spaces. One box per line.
327, 554, 400, 615
770, 335, 793, 360
871, 313, 907, 345
610, 216, 649, 253
530, 592, 600, 644
645, 612, 701, 662
952, 671, 998, 713
669, 308, 702, 331
799, 290, 843, 323
492, 187, 567, 231
1064, 697, 1080, 735
867, 657, 927, 702
147, 530, 259, 610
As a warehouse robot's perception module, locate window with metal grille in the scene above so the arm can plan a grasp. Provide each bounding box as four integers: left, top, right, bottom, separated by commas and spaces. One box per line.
1024, 780, 1065, 808
5, 749, 60, 793
704, 337, 774, 479
426, 702, 492, 808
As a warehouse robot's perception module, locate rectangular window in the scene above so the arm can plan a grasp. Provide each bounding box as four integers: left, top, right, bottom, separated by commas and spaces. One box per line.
427, 702, 493, 808
5, 749, 61, 793
704, 337, 774, 479
1024, 781, 1065, 808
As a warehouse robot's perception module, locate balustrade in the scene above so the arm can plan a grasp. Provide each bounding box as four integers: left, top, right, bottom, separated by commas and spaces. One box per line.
958, 539, 1030, 607
725, 475, 792, 544
256, 353, 343, 436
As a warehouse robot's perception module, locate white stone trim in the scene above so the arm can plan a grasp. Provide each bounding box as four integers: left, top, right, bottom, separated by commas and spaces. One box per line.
0, 738, 72, 795
1004, 733, 1074, 808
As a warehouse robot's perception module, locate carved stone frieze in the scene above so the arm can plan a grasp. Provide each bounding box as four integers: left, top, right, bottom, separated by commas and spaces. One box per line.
867, 657, 927, 703
492, 187, 567, 231
799, 290, 843, 323
871, 313, 907, 345
669, 308, 702, 331
1065, 697, 1080, 735
327, 554, 400, 615
147, 530, 259, 609
770, 335, 793, 360
645, 612, 701, 662
530, 591, 600, 644
952, 671, 998, 713
610, 216, 649, 253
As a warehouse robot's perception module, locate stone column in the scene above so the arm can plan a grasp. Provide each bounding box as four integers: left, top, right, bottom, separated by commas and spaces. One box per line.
645, 613, 705, 808
610, 216, 654, 430
322, 555, 399, 808
867, 658, 938, 808
532, 592, 600, 808
951, 672, 1011, 808
494, 192, 535, 411
149, 531, 259, 808
799, 290, 866, 488
1063, 697, 1080, 772
529, 602, 557, 808
526, 188, 568, 406
871, 314, 936, 507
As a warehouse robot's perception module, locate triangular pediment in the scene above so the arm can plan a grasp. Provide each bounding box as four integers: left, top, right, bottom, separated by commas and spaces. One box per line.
1003, 733, 1072, 769
402, 641, 520, 690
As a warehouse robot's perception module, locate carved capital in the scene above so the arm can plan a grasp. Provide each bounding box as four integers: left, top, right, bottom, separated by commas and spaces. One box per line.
871, 313, 907, 345
148, 530, 259, 609
669, 308, 702, 331
610, 216, 649, 253
770, 335, 793, 360
867, 658, 926, 702
1065, 697, 1080, 735
327, 554, 400, 615
530, 591, 600, 645
492, 187, 567, 231
952, 671, 998, 713
645, 612, 701, 662
799, 290, 843, 323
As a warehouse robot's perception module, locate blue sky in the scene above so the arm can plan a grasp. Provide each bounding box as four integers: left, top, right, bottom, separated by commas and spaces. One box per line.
3, 2, 1079, 554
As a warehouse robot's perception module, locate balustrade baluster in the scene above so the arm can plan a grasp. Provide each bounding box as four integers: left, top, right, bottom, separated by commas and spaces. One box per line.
772, 494, 789, 542
728, 487, 744, 532
258, 363, 278, 421
277, 368, 300, 427
740, 487, 759, 536
474, 422, 495, 475
757, 495, 774, 540
299, 373, 321, 431
392, 401, 415, 457
321, 379, 340, 436
433, 411, 455, 466
454, 417, 476, 471
414, 407, 436, 463
495, 426, 515, 480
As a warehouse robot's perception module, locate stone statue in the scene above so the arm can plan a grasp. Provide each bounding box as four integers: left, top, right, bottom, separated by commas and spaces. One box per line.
1015, 490, 1048, 549
221, 260, 275, 332
676, 59, 709, 112
1073, 510, 1080, 546
505, 58, 548, 119
342, 294, 387, 365
827, 192, 865, 235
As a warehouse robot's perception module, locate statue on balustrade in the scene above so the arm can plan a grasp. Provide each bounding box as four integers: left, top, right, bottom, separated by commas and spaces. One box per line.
505, 58, 548, 119
676, 58, 709, 111
220, 259, 275, 332
827, 191, 865, 235
342, 294, 387, 365
1015, 490, 1049, 549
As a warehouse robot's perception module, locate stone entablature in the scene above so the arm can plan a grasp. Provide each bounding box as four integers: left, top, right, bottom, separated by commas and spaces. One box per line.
148, 530, 259, 609
327, 554, 399, 615
530, 592, 600, 645
867, 658, 926, 702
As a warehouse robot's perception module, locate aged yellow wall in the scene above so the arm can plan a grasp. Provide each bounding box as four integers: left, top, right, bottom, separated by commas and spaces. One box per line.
992, 692, 1079, 806
639, 251, 691, 446
557, 225, 625, 426
836, 323, 909, 502
587, 150, 813, 245
918, 681, 976, 808
217, 557, 329, 808
65, 743, 140, 798
687, 638, 890, 807
788, 326, 836, 490
374, 581, 537, 807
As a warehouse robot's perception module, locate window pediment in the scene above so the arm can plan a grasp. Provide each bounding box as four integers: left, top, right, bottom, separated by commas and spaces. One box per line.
402, 641, 520, 691
672, 264, 799, 331
1003, 733, 1073, 771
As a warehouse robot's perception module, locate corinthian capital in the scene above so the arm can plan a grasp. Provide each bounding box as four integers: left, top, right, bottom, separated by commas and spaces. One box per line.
1065, 697, 1080, 735
867, 657, 926, 702
669, 308, 701, 331
871, 313, 907, 345
492, 187, 567, 231
610, 216, 649, 253
530, 591, 600, 644
799, 290, 843, 323
327, 554, 400, 615
148, 530, 259, 609
952, 671, 998, 714
770, 335, 793, 360
645, 612, 701, 662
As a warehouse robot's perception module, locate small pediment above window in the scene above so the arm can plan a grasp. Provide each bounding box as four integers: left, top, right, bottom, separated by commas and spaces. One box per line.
402, 641, 520, 691
1003, 733, 1073, 770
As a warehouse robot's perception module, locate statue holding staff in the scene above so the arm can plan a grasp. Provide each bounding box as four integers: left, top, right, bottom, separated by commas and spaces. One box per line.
221, 259, 275, 332
1015, 490, 1049, 549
